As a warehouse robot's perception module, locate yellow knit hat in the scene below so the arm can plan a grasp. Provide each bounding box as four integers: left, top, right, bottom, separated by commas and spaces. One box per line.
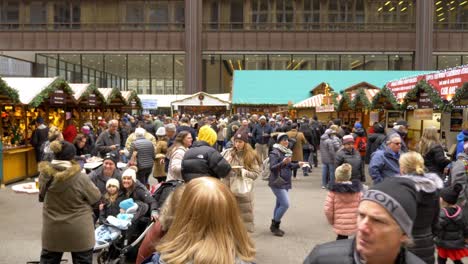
197, 125, 217, 146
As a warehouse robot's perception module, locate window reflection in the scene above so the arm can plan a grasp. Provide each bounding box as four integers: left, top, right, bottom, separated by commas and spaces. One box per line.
317, 55, 339, 70
436, 55, 461, 70
203, 55, 221, 94
340, 55, 364, 70
245, 55, 267, 70
174, 55, 185, 94
269, 55, 291, 70
389, 55, 412, 70
364, 55, 388, 70
221, 55, 244, 93
152, 55, 173, 94
292, 55, 316, 70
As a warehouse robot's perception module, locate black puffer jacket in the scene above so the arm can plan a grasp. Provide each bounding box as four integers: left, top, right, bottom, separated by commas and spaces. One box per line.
303, 239, 425, 264
181, 141, 231, 182
422, 144, 451, 178
122, 180, 157, 219
365, 125, 386, 164
434, 205, 468, 249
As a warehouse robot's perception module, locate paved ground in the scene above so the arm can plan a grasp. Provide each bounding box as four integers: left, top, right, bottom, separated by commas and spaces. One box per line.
1, 165, 464, 264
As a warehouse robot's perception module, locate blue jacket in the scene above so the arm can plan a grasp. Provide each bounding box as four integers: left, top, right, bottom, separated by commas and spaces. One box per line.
455, 130, 468, 157
268, 148, 300, 190
368, 147, 400, 184
252, 123, 273, 145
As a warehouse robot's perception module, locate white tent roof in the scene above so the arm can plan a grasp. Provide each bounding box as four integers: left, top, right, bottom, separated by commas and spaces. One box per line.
138, 93, 231, 108
171, 92, 230, 107
2, 77, 58, 104
69, 83, 91, 101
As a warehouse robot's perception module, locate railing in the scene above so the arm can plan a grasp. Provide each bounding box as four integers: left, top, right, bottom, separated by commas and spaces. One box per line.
0, 22, 185, 31
434, 22, 468, 31
203, 22, 417, 32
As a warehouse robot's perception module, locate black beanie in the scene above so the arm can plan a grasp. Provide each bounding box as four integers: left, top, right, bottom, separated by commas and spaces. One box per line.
361, 177, 417, 237
440, 184, 463, 205
103, 152, 118, 166
50, 141, 76, 161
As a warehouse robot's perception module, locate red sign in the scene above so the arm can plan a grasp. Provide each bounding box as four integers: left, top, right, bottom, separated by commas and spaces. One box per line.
386, 75, 425, 101
425, 65, 468, 101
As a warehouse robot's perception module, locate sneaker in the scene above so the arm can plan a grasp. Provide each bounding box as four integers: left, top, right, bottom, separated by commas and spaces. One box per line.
303, 173, 309, 176
321, 186, 326, 189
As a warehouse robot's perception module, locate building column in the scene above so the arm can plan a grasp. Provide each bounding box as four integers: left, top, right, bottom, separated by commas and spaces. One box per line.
185, 0, 203, 94
415, 0, 434, 70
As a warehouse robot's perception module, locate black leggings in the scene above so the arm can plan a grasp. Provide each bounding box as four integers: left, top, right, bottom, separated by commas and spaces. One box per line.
437, 255, 463, 264
40, 248, 93, 264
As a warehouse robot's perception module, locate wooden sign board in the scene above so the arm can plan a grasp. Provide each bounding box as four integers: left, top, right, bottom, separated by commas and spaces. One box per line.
414, 108, 433, 120
49, 90, 66, 106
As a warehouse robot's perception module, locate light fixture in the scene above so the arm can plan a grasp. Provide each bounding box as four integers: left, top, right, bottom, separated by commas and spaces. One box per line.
378, 6, 383, 11
449, 6, 456, 11
436, 7, 443, 11
228, 59, 235, 72
384, 1, 391, 6
389, 6, 395, 11
398, 1, 404, 5
436, 1, 442, 5
450, 1, 455, 4
439, 17, 446, 21
461, 1, 468, 6
237, 60, 242, 70
437, 12, 444, 16
401, 6, 407, 11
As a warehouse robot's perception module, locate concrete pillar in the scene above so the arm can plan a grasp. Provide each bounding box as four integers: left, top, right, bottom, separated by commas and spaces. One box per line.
415, 0, 434, 70
185, 0, 203, 94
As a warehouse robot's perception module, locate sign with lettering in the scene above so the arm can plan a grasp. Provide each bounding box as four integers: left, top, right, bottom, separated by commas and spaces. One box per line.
425, 65, 468, 101
417, 92, 433, 109
88, 94, 96, 106
142, 99, 157, 109
316, 105, 335, 113
49, 90, 66, 106
386, 75, 424, 102
414, 108, 433, 120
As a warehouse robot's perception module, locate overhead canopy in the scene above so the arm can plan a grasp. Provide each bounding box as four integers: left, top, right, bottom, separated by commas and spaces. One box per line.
0, 77, 19, 104
98, 88, 126, 107
69, 83, 105, 106
2, 77, 74, 107
171, 92, 230, 107
233, 70, 430, 105
121, 90, 142, 109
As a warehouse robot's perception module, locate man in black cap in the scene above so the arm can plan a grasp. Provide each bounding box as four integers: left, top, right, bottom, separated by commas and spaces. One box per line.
304, 177, 425, 264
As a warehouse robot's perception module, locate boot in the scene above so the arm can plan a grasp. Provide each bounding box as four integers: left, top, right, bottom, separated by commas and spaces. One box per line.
270, 219, 284, 237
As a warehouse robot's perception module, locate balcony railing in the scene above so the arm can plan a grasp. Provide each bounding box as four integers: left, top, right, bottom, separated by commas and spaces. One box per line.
203, 22, 417, 31
0, 22, 185, 31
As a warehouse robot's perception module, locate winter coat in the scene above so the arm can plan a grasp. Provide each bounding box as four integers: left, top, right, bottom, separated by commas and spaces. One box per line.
31, 125, 49, 160
434, 205, 468, 249
368, 147, 400, 184
303, 238, 425, 264
268, 148, 300, 190
166, 146, 187, 181
226, 120, 241, 141
95, 130, 121, 157
320, 133, 341, 165
143, 120, 156, 136
421, 144, 451, 178
450, 153, 468, 205
335, 148, 364, 182
252, 123, 273, 145
89, 166, 122, 196
221, 148, 261, 232
384, 128, 408, 153
98, 195, 125, 224
122, 180, 158, 218
286, 129, 308, 161
126, 131, 158, 154
324, 181, 362, 236
130, 137, 156, 170
153, 140, 168, 178
38, 161, 101, 252
63, 124, 77, 143
455, 130, 468, 158
399, 173, 443, 264
309, 121, 322, 147
365, 132, 386, 164
181, 141, 232, 182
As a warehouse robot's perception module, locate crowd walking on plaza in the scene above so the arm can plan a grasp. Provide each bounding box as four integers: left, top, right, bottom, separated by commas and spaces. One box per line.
30, 111, 468, 264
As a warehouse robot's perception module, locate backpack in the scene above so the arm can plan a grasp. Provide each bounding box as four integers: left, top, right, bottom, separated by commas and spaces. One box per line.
356, 137, 367, 152
288, 132, 299, 150
152, 179, 184, 210
261, 157, 271, 180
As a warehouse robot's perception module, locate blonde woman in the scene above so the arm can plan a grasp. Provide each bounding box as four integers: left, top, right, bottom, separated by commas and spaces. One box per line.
417, 127, 451, 178
398, 151, 443, 264
221, 130, 261, 233
152, 177, 255, 264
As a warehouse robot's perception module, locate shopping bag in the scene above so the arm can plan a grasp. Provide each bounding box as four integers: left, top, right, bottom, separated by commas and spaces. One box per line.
230, 175, 253, 195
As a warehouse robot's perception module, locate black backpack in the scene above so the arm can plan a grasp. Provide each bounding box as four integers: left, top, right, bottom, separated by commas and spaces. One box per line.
152, 179, 184, 210
288, 132, 299, 150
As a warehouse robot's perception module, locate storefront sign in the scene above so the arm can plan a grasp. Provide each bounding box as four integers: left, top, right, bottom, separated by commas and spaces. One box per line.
413, 109, 433, 120
49, 90, 65, 106
386, 75, 424, 101
417, 92, 433, 109
425, 65, 468, 101
131, 100, 136, 107
88, 94, 96, 106
316, 105, 335, 113
142, 99, 157, 109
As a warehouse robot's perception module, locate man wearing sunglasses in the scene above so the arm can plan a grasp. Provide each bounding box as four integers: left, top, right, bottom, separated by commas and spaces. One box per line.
369, 134, 402, 185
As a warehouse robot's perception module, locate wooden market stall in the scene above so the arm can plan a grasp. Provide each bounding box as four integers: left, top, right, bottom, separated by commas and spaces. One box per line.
347, 82, 380, 130
293, 82, 339, 121
441, 80, 468, 151
370, 86, 404, 129
69, 83, 106, 128
336, 92, 353, 125
121, 90, 142, 115
1, 77, 75, 184
171, 92, 231, 116
98, 88, 127, 121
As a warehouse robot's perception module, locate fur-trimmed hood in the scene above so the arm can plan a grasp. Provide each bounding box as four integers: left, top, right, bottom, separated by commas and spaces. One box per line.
38, 161, 82, 192
398, 173, 443, 193
328, 180, 362, 193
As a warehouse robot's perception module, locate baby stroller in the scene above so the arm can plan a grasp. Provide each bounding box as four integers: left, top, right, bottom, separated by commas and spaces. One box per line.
94, 203, 153, 264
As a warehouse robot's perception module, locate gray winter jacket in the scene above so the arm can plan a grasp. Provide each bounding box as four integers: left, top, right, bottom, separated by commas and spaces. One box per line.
336, 148, 364, 182
450, 153, 468, 205
320, 133, 341, 165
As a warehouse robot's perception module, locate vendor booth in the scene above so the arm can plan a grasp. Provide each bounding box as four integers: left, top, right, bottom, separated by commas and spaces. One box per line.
98, 88, 127, 120
1, 77, 75, 184
294, 82, 339, 121
346, 82, 380, 130
370, 86, 404, 129
171, 92, 231, 116
337, 92, 353, 125
69, 83, 105, 128
121, 90, 142, 115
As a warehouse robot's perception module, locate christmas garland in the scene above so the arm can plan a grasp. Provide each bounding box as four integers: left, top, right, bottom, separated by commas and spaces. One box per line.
337, 92, 351, 112
105, 88, 127, 106
29, 78, 74, 108
350, 88, 371, 110
450, 82, 467, 108
331, 92, 339, 108
81, 84, 106, 104
370, 86, 400, 110
127, 90, 142, 108
400, 80, 443, 110
0, 78, 20, 103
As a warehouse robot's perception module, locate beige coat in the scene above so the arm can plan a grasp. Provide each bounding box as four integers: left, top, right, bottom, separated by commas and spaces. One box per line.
166, 146, 187, 181
221, 148, 261, 232
286, 129, 308, 161
38, 161, 101, 252
153, 139, 168, 178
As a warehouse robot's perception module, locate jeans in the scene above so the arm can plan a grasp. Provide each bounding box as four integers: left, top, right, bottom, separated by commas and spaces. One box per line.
322, 163, 335, 187
40, 248, 93, 264
270, 187, 289, 222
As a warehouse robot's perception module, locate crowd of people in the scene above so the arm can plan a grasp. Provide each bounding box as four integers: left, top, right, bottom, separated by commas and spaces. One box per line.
30, 112, 468, 264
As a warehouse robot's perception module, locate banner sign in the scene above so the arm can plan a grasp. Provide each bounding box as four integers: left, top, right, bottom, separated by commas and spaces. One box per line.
316, 105, 335, 113
141, 99, 157, 109
413, 108, 433, 120
386, 75, 425, 101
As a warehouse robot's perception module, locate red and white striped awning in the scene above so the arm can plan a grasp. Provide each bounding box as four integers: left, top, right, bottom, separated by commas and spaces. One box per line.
294, 94, 324, 108
364, 89, 379, 101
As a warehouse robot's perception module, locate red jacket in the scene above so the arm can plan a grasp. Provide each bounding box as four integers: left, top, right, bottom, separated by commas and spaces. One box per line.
136, 220, 165, 264
63, 124, 77, 143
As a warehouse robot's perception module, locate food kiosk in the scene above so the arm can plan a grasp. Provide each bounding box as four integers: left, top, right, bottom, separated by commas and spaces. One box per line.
337, 92, 353, 125
345, 82, 380, 130
121, 90, 142, 115
98, 88, 127, 121
69, 83, 105, 128
294, 82, 339, 121
171, 92, 231, 116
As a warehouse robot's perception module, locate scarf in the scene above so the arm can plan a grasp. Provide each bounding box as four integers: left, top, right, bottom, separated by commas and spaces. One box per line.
51, 160, 73, 169
273, 143, 293, 156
